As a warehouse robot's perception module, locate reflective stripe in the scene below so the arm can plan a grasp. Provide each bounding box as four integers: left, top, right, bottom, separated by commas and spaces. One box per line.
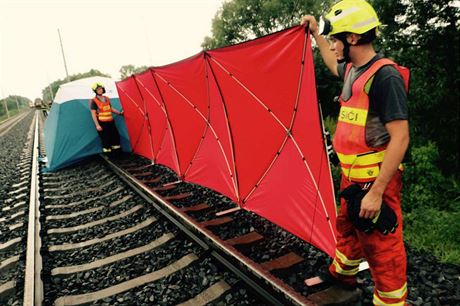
335, 249, 362, 266
377, 283, 407, 299
341, 163, 404, 181
373, 294, 405, 306
98, 112, 113, 122
337, 151, 385, 166
338, 106, 368, 126
332, 259, 359, 276
342, 165, 380, 180
364, 75, 375, 94
352, 16, 379, 30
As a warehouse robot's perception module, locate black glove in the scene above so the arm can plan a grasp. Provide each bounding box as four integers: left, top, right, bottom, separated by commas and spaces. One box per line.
340, 184, 375, 233
374, 202, 398, 235
340, 184, 398, 235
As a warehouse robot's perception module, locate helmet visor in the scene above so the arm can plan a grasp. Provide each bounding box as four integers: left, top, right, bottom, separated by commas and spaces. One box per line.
319, 16, 332, 35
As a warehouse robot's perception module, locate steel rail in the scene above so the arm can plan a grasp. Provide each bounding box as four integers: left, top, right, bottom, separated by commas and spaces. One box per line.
23, 111, 43, 305
101, 155, 316, 306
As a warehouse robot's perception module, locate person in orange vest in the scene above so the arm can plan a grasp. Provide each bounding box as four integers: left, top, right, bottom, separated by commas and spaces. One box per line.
90, 82, 124, 153
301, 0, 410, 305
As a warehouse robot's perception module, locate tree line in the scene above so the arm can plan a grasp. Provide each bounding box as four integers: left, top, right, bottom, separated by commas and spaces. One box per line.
0, 96, 31, 118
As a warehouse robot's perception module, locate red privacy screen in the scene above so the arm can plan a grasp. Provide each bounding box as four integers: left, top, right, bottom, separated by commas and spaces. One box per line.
116, 26, 337, 257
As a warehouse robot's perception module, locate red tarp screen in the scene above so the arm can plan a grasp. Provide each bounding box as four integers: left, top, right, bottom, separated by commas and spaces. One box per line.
117, 26, 337, 257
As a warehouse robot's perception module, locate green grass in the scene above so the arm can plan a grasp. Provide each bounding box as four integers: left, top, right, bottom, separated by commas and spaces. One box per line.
0, 108, 27, 123
323, 115, 337, 136
404, 207, 460, 265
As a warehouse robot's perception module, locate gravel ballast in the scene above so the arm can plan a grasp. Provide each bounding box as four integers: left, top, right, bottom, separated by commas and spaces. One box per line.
110, 153, 460, 305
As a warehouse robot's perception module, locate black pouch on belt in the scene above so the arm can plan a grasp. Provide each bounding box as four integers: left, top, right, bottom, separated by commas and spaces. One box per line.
340, 184, 398, 235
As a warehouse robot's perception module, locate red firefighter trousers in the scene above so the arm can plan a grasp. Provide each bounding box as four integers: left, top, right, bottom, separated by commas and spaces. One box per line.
329, 170, 408, 305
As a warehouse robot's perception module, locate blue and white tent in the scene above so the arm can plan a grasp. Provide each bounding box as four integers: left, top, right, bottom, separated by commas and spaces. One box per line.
44, 76, 131, 171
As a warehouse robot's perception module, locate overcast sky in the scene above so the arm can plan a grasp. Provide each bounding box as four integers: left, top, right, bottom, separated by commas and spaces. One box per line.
0, 0, 225, 100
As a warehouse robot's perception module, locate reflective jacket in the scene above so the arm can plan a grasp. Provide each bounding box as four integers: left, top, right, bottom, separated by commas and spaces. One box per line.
333, 58, 409, 182
92, 96, 113, 122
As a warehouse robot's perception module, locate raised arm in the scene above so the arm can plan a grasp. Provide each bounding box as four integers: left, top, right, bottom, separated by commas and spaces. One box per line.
301, 15, 338, 77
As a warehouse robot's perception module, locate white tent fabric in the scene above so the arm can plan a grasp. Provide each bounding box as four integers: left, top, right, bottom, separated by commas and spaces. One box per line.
54, 76, 119, 104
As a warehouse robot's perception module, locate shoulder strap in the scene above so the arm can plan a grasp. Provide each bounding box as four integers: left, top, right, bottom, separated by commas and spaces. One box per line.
92, 97, 105, 107
360, 58, 396, 82
345, 58, 395, 91
366, 59, 410, 93
395, 66, 410, 93
355, 58, 412, 94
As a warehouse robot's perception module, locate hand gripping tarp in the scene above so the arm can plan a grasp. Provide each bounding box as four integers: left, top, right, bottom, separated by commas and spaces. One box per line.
117, 26, 337, 257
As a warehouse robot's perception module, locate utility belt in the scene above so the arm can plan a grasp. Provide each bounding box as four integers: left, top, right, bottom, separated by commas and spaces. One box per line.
337, 150, 404, 182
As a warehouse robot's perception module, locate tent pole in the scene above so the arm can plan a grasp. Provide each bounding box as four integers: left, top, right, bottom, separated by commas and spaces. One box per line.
150, 69, 182, 177
205, 54, 241, 204
132, 75, 156, 163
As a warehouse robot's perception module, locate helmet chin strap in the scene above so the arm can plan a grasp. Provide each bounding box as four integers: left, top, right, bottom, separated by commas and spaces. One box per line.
335, 34, 352, 64
337, 46, 349, 63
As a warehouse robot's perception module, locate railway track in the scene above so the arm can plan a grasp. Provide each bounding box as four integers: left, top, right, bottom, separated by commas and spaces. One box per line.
103, 155, 331, 304
0, 111, 37, 305
40, 161, 273, 305
34, 112, 303, 305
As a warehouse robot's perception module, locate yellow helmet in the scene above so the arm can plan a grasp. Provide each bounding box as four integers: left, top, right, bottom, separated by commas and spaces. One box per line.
91, 82, 105, 91
320, 0, 381, 36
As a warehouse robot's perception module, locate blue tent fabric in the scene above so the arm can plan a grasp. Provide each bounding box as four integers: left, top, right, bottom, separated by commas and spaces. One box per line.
44, 77, 131, 171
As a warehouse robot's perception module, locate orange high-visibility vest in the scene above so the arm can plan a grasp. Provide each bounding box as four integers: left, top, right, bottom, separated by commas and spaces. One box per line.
92, 96, 113, 122
333, 58, 410, 182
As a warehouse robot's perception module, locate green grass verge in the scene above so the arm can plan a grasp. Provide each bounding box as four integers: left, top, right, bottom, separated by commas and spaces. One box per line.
0, 108, 27, 123
404, 207, 460, 265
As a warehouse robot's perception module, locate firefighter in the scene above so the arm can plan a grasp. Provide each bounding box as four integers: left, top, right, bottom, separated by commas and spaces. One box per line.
301, 0, 410, 305
90, 82, 124, 153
